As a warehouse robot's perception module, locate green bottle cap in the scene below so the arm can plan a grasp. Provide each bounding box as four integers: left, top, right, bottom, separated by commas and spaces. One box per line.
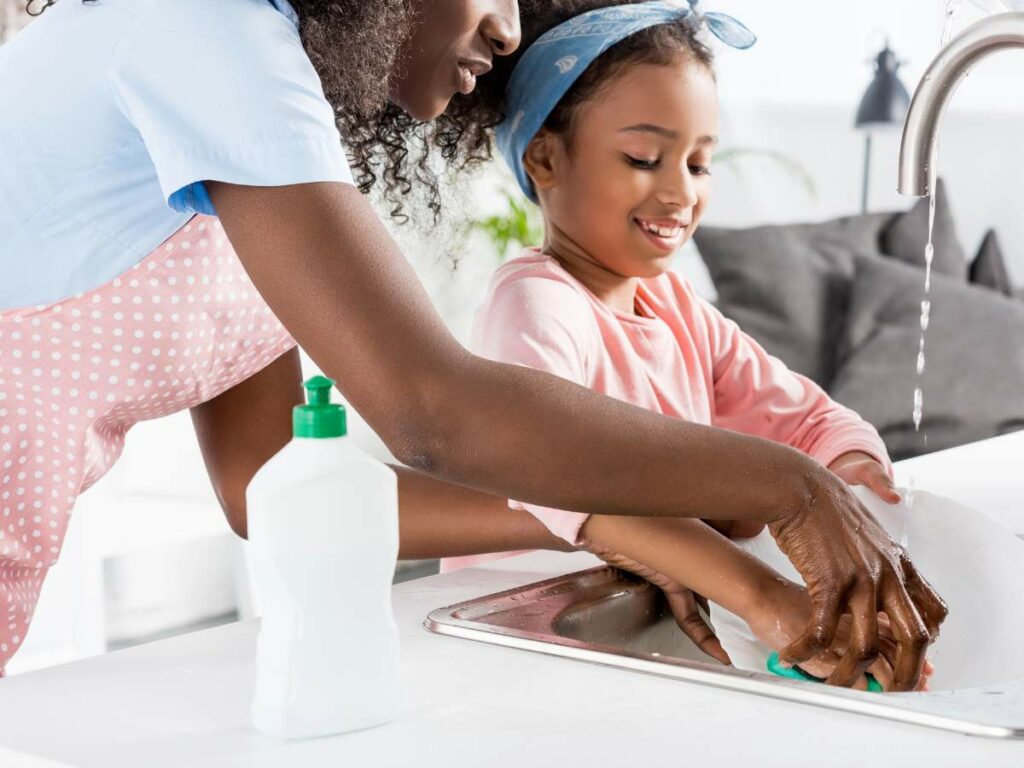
293, 376, 347, 438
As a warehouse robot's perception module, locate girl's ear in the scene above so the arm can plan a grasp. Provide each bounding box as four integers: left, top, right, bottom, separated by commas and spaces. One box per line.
523, 130, 564, 194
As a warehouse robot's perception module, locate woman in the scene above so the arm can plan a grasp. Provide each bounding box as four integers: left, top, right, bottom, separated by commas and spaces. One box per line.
0, 0, 944, 688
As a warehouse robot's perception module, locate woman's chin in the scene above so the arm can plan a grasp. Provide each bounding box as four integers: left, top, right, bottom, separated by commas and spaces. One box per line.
390, 87, 452, 122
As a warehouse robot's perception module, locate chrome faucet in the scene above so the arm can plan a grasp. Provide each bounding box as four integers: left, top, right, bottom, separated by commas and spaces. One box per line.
898, 12, 1024, 197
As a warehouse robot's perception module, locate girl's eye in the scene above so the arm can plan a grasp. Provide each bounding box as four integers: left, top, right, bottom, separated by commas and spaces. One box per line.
690, 165, 712, 176
625, 155, 659, 170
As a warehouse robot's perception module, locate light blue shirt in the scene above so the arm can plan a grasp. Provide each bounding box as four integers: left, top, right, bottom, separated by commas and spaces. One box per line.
0, 0, 353, 310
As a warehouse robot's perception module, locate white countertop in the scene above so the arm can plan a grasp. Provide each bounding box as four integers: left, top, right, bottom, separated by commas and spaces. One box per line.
2, 433, 1024, 767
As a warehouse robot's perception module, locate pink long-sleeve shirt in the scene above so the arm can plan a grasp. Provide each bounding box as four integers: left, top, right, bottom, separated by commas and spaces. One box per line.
441, 250, 891, 572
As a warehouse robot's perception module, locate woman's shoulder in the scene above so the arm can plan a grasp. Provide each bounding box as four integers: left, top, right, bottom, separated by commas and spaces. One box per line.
97, 0, 305, 94
128, 0, 294, 29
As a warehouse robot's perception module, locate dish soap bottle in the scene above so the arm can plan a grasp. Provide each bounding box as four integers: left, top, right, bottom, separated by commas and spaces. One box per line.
247, 376, 401, 739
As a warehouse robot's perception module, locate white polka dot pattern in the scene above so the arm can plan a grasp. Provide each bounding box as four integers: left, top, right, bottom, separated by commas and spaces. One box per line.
0, 216, 296, 673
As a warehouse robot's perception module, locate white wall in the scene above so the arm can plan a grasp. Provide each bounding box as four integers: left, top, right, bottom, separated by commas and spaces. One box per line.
715, 0, 1024, 112
705, 1, 1024, 279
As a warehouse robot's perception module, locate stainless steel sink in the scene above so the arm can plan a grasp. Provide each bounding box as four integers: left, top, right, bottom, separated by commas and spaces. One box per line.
425, 566, 1024, 739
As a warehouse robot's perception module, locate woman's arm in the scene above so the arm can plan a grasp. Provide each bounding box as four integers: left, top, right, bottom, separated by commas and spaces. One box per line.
189, 348, 572, 558
207, 180, 946, 691
208, 181, 804, 523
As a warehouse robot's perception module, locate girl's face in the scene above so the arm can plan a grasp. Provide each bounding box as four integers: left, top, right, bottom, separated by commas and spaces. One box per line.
528, 58, 719, 281
391, 0, 522, 120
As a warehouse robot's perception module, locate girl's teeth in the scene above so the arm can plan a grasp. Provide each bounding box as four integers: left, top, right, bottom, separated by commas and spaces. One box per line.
641, 222, 680, 238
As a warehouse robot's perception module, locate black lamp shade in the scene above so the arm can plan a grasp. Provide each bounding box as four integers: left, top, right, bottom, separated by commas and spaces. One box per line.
855, 47, 911, 128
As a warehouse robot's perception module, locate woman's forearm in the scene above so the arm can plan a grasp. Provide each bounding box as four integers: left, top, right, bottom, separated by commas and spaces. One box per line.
212, 181, 816, 528
428, 353, 814, 525
395, 466, 574, 560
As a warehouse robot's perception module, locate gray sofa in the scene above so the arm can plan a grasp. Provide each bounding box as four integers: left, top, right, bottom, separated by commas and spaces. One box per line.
694, 179, 1024, 460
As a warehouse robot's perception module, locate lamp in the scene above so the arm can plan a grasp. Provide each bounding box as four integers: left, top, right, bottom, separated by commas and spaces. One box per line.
855, 43, 911, 213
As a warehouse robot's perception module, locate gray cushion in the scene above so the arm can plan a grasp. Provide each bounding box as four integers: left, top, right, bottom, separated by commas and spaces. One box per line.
830, 254, 1024, 460
969, 229, 1013, 297
879, 178, 968, 279
695, 212, 894, 386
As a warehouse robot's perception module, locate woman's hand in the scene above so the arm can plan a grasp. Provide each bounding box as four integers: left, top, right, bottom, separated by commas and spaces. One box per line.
828, 451, 902, 505
767, 461, 947, 691
746, 577, 933, 692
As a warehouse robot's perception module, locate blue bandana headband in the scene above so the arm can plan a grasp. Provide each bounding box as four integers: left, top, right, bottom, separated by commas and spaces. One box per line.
496, 1, 756, 202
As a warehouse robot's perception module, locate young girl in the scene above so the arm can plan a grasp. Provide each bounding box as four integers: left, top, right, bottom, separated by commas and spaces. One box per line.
446, 0, 937, 690
0, 0, 941, 684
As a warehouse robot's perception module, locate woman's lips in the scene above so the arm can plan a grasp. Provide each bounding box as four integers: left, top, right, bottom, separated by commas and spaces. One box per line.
457, 65, 477, 95
455, 59, 491, 96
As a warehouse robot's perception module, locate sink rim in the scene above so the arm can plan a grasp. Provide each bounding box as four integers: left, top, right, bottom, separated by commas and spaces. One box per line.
425, 567, 1024, 740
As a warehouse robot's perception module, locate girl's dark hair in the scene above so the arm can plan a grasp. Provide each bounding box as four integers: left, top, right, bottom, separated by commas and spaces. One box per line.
29, 0, 711, 221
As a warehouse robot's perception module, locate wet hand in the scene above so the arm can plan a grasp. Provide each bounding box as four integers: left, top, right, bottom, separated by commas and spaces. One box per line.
828, 451, 901, 505
748, 578, 934, 692
766, 459, 948, 691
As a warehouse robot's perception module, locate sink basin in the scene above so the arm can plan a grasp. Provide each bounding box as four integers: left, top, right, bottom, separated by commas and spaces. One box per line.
425, 566, 1024, 739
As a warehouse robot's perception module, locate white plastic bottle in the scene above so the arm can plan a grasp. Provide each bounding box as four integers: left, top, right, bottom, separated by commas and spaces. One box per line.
247, 376, 402, 739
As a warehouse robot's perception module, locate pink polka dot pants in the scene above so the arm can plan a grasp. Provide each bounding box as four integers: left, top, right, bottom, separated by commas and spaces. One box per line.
0, 216, 296, 672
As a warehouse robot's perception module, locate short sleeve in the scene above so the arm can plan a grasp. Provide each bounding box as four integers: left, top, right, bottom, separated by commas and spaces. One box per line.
109, 0, 353, 216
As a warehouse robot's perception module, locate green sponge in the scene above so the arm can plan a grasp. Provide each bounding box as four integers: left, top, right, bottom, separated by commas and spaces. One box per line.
766, 650, 883, 693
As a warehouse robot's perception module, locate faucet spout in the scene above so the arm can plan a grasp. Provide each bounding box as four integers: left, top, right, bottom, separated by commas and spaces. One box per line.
898, 12, 1024, 197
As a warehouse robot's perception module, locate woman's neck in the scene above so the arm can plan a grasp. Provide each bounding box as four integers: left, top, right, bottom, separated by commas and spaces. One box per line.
541, 227, 640, 316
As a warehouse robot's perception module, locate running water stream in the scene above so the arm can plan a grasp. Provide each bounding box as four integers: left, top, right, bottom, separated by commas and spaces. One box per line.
905, 3, 964, 509
901, 0, 1011, 508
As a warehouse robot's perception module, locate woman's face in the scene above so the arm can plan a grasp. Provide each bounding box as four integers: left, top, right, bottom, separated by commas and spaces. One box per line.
391, 0, 522, 120
531, 58, 719, 280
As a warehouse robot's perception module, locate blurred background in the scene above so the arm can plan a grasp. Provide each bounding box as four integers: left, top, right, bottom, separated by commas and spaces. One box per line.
3, 0, 1023, 674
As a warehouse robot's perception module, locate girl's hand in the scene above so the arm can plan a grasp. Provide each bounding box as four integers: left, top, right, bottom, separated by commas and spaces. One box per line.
746, 578, 934, 692
828, 451, 902, 505
584, 542, 732, 666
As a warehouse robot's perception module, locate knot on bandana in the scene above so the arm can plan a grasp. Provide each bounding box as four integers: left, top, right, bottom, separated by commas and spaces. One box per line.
496, 1, 755, 202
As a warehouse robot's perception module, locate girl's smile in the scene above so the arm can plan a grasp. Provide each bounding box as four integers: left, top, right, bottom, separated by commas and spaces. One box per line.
634, 215, 692, 253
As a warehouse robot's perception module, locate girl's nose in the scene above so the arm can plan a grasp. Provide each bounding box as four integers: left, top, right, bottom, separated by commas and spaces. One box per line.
659, 166, 700, 209
480, 1, 522, 56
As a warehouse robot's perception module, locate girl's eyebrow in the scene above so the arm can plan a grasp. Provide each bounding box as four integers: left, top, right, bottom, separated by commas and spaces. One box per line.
618, 124, 718, 145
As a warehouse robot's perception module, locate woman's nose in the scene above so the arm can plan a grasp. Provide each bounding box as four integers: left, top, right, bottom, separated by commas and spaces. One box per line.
481, 0, 522, 56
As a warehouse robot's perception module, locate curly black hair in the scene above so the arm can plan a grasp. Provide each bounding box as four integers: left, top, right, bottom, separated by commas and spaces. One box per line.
26, 0, 711, 222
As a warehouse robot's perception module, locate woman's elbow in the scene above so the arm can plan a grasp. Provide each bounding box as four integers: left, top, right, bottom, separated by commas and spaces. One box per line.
377, 372, 467, 478
384, 414, 456, 477
216, 490, 249, 540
